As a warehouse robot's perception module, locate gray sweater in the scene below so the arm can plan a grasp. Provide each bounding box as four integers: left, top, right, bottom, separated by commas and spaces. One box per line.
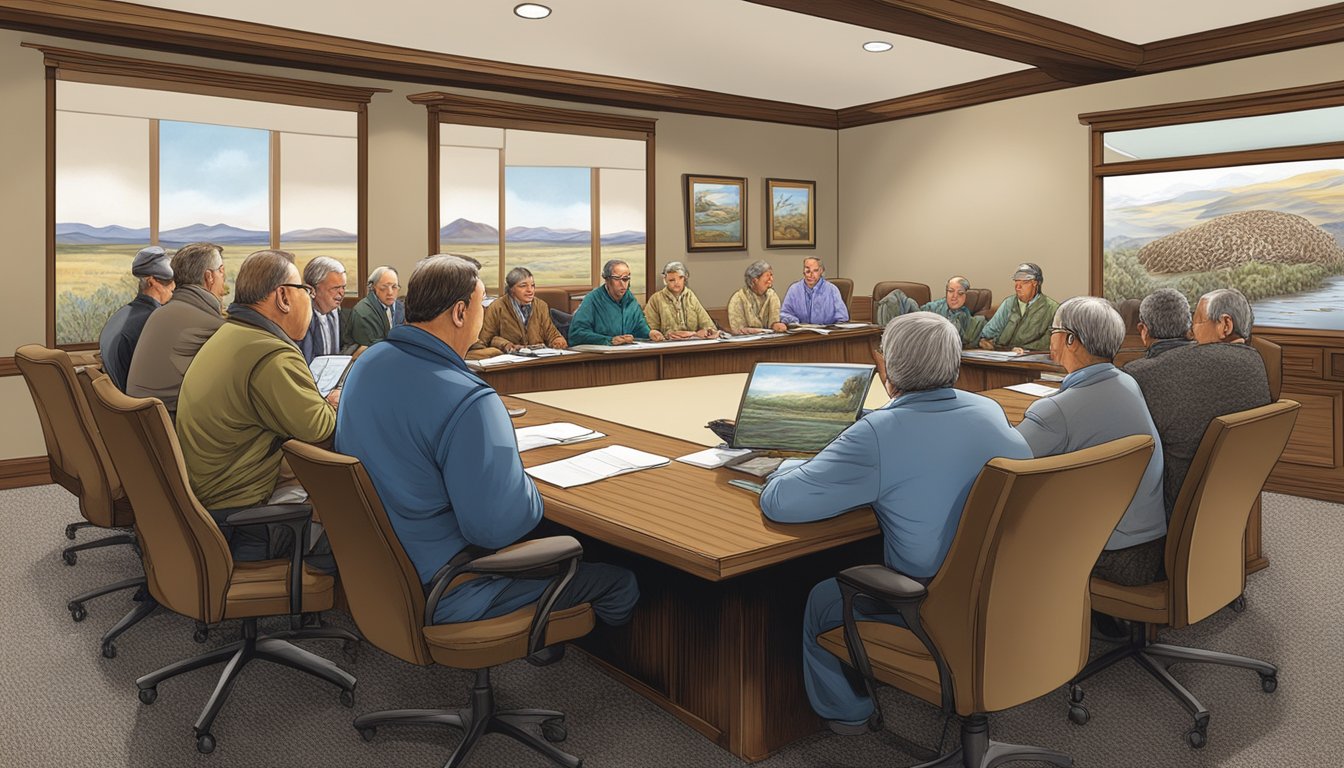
125, 285, 225, 414
1124, 342, 1271, 517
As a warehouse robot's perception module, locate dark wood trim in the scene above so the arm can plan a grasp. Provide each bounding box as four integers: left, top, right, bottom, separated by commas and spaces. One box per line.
148, 118, 159, 244
744, 0, 1140, 83
410, 92, 657, 139
44, 62, 56, 348
1095, 140, 1344, 177
426, 105, 440, 260
645, 134, 657, 300
837, 69, 1066, 127
356, 103, 368, 288
269, 130, 281, 249
1080, 78, 1344, 131
589, 168, 601, 287
25, 42, 387, 109
0, 456, 51, 490
0, 356, 18, 377
1088, 128, 1104, 296
1139, 3, 1344, 74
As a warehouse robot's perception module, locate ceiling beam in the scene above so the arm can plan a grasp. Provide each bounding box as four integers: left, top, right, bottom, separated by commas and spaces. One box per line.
743, 0, 1141, 83
837, 69, 1066, 127
1140, 2, 1344, 73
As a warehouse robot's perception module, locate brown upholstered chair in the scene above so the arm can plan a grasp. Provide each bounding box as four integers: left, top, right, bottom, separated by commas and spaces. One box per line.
1074, 400, 1299, 750
964, 288, 993, 318
84, 376, 356, 755
532, 286, 570, 314
818, 435, 1154, 768
830, 277, 854, 312
282, 439, 596, 768
1250, 335, 1282, 400
871, 280, 931, 307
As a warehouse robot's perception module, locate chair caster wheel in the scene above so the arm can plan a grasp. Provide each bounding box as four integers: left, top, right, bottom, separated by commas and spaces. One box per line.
196, 732, 216, 754
1068, 705, 1089, 725
340, 688, 355, 708
1260, 673, 1277, 693
65, 523, 79, 540
101, 642, 116, 659
1186, 726, 1207, 749
1069, 684, 1084, 704
541, 717, 567, 743
1231, 595, 1246, 613
69, 603, 87, 622
193, 628, 209, 644
138, 686, 157, 705
358, 726, 377, 742
62, 550, 77, 566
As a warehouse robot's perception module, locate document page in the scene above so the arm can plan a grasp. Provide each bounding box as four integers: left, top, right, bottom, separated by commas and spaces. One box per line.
526, 445, 669, 488
960, 349, 1027, 362
308, 355, 353, 396
676, 447, 754, 469
1003, 382, 1059, 398
515, 422, 605, 452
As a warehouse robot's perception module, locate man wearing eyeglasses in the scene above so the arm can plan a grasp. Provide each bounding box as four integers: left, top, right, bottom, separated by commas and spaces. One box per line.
349, 265, 404, 349
298, 256, 350, 363
177, 249, 340, 573
567, 259, 665, 346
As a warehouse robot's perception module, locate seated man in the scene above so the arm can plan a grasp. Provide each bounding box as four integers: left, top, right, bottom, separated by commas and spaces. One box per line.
176, 249, 339, 572
874, 275, 986, 346
1127, 288, 1270, 517
126, 242, 228, 417
298, 256, 350, 363
779, 257, 849, 325
99, 245, 175, 391
643, 261, 717, 339
978, 262, 1059, 351
1017, 296, 1165, 586
335, 255, 638, 627
567, 259, 665, 346
349, 265, 404, 348
1124, 288, 1195, 363
760, 312, 1031, 733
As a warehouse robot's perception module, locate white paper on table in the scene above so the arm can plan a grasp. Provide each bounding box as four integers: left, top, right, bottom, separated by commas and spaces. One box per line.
471, 354, 534, 367
675, 447, 754, 469
526, 445, 669, 488
831, 322, 870, 329
308, 355, 353, 396
1039, 372, 1066, 382
960, 349, 1026, 362
515, 422, 605, 452
722, 332, 787, 343
1003, 382, 1059, 398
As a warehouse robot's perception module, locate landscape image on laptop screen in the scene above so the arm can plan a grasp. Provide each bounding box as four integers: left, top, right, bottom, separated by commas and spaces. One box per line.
733, 363, 874, 453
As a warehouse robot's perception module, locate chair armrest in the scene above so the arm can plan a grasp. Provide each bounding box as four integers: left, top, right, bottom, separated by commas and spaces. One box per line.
223, 503, 312, 527
466, 536, 583, 575
837, 564, 926, 603
223, 503, 312, 616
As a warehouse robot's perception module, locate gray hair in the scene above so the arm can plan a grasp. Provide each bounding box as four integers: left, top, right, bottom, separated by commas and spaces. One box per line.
1200, 288, 1254, 340
405, 255, 480, 323
948, 276, 970, 293
661, 261, 688, 279
1055, 296, 1125, 359
170, 242, 223, 287
743, 259, 772, 289
600, 259, 629, 280
367, 265, 398, 288
234, 250, 297, 305
881, 313, 962, 393
1138, 288, 1191, 340
804, 257, 824, 270
303, 256, 346, 289
505, 266, 534, 292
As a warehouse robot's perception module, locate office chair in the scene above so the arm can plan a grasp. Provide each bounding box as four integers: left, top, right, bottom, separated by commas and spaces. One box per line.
84, 375, 357, 754
818, 435, 1153, 768
1249, 335, 1282, 400
871, 280, 931, 307
1073, 400, 1299, 749
282, 440, 596, 768
830, 277, 854, 312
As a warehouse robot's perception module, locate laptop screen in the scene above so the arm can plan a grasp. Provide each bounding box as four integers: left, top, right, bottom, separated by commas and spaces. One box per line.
731, 362, 876, 453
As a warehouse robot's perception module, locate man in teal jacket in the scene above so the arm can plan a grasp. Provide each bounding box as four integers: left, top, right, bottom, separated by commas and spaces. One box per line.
568, 259, 666, 346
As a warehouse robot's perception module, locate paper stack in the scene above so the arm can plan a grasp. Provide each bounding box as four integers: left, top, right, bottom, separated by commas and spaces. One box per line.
515, 422, 605, 453
526, 445, 669, 488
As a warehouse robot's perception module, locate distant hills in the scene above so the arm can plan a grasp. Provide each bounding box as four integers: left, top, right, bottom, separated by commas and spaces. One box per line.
56, 222, 357, 245
439, 217, 645, 245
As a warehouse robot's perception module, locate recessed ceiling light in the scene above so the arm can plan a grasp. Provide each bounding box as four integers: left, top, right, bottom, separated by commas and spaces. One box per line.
863, 41, 893, 53
514, 3, 551, 19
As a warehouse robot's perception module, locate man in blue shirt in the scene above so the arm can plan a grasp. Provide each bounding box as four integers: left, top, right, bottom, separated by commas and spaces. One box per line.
335, 255, 638, 628
760, 312, 1031, 733
779, 257, 849, 325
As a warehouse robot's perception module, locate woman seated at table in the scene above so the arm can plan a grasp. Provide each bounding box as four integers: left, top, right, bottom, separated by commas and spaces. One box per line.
727, 259, 788, 335
479, 267, 567, 353
644, 261, 718, 340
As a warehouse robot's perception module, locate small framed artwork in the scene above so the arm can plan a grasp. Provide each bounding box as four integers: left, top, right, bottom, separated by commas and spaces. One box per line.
765, 178, 816, 248
684, 174, 747, 251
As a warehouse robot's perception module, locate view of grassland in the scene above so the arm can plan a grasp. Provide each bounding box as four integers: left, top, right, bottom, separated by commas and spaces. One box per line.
734, 372, 867, 451
1103, 248, 1344, 309
440, 241, 646, 294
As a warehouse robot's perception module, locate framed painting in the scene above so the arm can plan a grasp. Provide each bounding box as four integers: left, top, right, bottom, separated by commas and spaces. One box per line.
765, 178, 816, 248
684, 174, 746, 251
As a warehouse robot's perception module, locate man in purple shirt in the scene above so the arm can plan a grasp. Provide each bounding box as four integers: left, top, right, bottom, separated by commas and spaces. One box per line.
780, 257, 849, 325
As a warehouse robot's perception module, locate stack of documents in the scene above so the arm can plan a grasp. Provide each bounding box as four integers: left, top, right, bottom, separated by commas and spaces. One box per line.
308, 355, 353, 396
526, 445, 669, 488
675, 447, 754, 469
786, 324, 832, 335
515, 346, 578, 358
515, 422, 605, 452
1003, 382, 1058, 398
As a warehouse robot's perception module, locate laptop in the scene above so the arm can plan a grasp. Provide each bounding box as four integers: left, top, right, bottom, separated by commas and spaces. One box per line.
729, 362, 876, 454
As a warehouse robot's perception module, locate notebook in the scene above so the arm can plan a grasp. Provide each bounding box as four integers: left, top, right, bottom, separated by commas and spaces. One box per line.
728, 362, 875, 453
308, 355, 354, 396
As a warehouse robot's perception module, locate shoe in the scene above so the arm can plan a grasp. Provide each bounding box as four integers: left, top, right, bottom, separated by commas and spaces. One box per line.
825, 718, 870, 736
525, 645, 566, 667
1091, 611, 1130, 642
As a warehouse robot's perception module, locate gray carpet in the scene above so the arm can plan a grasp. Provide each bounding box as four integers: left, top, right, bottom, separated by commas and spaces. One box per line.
2, 485, 1339, 767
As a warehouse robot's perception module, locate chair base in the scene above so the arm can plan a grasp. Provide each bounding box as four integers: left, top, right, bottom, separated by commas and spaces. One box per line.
354, 667, 581, 768
98, 588, 159, 659
914, 714, 1070, 768
135, 617, 357, 753
67, 575, 144, 622
1071, 622, 1277, 749
60, 532, 136, 566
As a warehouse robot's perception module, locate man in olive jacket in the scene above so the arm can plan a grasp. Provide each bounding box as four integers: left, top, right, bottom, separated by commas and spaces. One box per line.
176, 249, 339, 571
978, 262, 1059, 351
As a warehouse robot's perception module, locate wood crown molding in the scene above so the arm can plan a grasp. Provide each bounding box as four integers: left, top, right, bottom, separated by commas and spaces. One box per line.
27, 42, 388, 109
411, 92, 656, 138
838, 69, 1066, 127
1079, 78, 1344, 132
0, 456, 50, 490
1139, 2, 1344, 73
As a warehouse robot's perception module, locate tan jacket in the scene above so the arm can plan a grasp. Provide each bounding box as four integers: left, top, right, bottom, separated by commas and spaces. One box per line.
479, 297, 563, 351
726, 287, 781, 332
125, 285, 225, 413
644, 287, 716, 334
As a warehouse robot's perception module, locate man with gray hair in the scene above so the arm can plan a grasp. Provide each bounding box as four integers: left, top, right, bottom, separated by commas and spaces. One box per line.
298, 256, 349, 363
1126, 287, 1195, 363
1017, 296, 1166, 587
779, 257, 849, 325
760, 312, 1030, 734
568, 259, 664, 345
126, 242, 228, 416
98, 245, 175, 391
644, 261, 717, 339
349, 264, 404, 348
1125, 287, 1270, 520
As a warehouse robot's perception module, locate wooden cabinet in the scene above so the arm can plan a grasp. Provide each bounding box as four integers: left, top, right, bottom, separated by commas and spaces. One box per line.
1261, 330, 1344, 501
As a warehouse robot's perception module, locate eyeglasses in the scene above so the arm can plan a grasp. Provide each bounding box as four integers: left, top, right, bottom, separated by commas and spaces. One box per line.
280, 283, 316, 299
1047, 326, 1074, 337
606, 275, 632, 283
376, 282, 400, 291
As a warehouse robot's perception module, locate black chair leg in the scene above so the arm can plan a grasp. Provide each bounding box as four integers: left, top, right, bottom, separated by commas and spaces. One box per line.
99, 595, 159, 659
913, 714, 1072, 768
68, 575, 145, 621
61, 533, 136, 565
65, 521, 96, 540
1134, 651, 1211, 748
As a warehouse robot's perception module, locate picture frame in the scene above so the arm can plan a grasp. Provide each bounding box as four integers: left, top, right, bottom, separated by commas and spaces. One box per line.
765, 178, 816, 248
684, 174, 747, 251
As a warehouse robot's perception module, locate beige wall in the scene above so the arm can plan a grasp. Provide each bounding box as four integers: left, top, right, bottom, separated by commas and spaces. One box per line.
838, 41, 1344, 309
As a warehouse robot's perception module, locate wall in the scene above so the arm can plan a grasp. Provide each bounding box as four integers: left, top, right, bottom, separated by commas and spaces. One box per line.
838, 41, 1344, 309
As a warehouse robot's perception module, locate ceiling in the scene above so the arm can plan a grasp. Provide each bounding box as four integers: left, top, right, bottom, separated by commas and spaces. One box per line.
123, 0, 1340, 109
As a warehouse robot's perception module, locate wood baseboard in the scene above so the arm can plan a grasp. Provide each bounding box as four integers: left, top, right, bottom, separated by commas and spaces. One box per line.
0, 456, 51, 490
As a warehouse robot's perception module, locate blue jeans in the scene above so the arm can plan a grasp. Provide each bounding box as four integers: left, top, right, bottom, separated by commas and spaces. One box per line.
803, 577, 907, 724
432, 561, 639, 627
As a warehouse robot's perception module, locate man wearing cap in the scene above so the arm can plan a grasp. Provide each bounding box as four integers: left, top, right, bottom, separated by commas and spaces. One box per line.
98, 245, 175, 391
978, 262, 1059, 351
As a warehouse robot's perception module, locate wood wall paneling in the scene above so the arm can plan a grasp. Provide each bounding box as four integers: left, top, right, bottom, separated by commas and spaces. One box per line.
1276, 388, 1341, 469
